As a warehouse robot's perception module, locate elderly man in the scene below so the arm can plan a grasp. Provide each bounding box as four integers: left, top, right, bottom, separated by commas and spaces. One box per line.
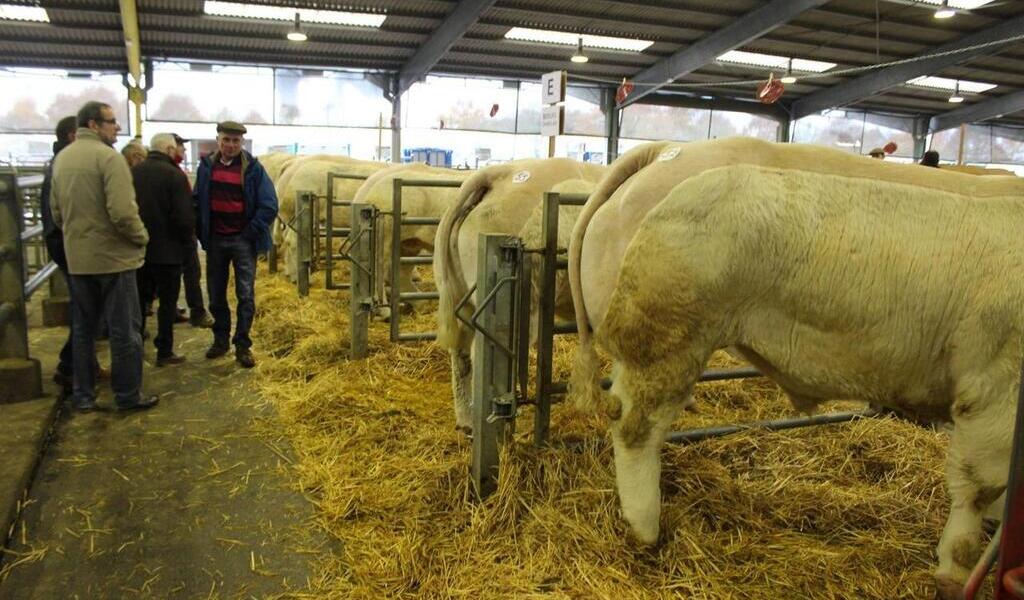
193, 121, 278, 368
868, 147, 886, 160
122, 139, 147, 168
50, 101, 159, 412
132, 133, 195, 366
171, 133, 214, 329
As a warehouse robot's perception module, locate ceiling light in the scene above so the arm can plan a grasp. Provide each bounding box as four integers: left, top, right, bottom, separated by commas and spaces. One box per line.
907, 75, 995, 93
570, 36, 589, 63
948, 81, 964, 103
286, 12, 307, 41
717, 50, 836, 73
0, 4, 48, 22
204, 1, 385, 27
504, 27, 652, 52
779, 58, 797, 84
934, 0, 956, 18
915, 0, 994, 9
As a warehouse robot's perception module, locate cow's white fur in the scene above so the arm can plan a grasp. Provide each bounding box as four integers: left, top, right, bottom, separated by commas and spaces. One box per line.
572, 161, 1023, 597
433, 158, 605, 431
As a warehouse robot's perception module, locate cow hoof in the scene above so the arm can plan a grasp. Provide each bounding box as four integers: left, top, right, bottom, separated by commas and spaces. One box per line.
933, 575, 963, 600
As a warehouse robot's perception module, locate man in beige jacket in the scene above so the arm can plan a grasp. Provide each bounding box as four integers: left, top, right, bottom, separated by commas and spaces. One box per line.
51, 101, 159, 413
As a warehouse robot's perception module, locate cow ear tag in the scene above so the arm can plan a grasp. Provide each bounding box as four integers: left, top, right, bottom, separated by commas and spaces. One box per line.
512, 170, 531, 183
658, 147, 681, 162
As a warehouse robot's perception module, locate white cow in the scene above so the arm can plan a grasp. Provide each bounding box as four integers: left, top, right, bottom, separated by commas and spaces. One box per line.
351, 163, 471, 319
273, 156, 385, 282
568, 140, 1024, 599
258, 152, 299, 184
434, 157, 606, 433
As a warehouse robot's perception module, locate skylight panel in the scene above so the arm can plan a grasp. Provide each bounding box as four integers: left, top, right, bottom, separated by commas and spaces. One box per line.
0, 4, 49, 22
203, 1, 385, 27
717, 50, 836, 73
504, 27, 653, 52
906, 76, 996, 93
913, 0, 996, 9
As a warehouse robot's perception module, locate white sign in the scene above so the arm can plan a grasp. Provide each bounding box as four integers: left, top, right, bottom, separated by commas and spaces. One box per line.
541, 104, 564, 137
541, 70, 566, 105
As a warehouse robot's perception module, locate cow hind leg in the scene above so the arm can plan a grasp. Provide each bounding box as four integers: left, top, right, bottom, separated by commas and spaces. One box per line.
935, 399, 1012, 598
449, 347, 473, 435
608, 353, 706, 545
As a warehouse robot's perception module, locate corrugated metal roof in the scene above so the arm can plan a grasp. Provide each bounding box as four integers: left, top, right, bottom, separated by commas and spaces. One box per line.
0, 0, 1019, 127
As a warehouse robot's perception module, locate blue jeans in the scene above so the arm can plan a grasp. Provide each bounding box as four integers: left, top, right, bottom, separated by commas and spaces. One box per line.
206, 233, 256, 350
68, 270, 144, 407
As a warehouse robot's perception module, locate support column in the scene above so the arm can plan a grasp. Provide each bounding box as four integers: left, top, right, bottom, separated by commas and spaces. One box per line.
602, 88, 620, 164
912, 116, 929, 161
390, 76, 402, 164
777, 115, 792, 143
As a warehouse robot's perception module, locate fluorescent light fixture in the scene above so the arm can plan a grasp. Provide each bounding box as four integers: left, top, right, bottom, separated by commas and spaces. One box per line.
914, 0, 995, 9
835, 141, 861, 147
204, 1, 385, 27
504, 27, 652, 52
779, 59, 797, 84
948, 81, 964, 103
0, 4, 48, 22
717, 50, 836, 73
570, 37, 589, 63
907, 75, 995, 93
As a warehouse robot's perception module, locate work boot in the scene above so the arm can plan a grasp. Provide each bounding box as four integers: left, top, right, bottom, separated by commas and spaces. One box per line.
235, 348, 256, 369
206, 339, 230, 359
117, 395, 160, 412
155, 353, 187, 367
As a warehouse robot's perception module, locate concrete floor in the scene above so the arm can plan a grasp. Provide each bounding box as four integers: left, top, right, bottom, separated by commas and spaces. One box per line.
0, 300, 330, 599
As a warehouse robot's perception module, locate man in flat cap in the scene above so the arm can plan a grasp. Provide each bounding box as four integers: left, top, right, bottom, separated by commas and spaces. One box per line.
868, 147, 886, 160
193, 121, 278, 368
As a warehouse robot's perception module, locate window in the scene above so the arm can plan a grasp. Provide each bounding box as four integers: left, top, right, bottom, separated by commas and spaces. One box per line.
620, 104, 711, 141
709, 110, 778, 141
274, 70, 389, 127
992, 126, 1024, 164
404, 76, 518, 133
147, 63, 273, 124
792, 111, 865, 153
0, 70, 129, 134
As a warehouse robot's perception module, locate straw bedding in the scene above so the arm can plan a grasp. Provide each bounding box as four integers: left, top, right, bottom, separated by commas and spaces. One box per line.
250, 262, 968, 599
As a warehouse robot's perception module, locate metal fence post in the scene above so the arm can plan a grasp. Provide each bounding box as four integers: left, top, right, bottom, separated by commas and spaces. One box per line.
471, 233, 519, 499
390, 178, 403, 342
0, 171, 42, 403
349, 203, 375, 360
297, 191, 312, 297
534, 191, 561, 446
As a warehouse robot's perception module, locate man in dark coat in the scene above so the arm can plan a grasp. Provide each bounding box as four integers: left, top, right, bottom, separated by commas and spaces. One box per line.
132, 132, 196, 366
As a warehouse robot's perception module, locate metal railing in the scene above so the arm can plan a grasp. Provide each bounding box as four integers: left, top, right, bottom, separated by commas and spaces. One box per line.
388, 177, 463, 343
0, 170, 54, 402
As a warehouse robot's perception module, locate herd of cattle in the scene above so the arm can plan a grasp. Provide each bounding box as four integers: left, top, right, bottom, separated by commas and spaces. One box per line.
260, 138, 1022, 598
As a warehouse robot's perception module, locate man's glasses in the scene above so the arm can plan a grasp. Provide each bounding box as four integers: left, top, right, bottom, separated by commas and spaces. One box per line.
96, 118, 118, 125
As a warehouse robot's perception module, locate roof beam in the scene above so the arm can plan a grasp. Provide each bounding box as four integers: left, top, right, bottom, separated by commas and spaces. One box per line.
929, 89, 1024, 132
791, 14, 1024, 121
619, 0, 831, 108
397, 0, 496, 94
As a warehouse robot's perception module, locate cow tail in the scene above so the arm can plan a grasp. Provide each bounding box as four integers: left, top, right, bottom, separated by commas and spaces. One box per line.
568, 142, 670, 413
434, 167, 499, 351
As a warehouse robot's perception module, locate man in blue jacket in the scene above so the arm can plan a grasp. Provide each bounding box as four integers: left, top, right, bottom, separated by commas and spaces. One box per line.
193, 121, 278, 368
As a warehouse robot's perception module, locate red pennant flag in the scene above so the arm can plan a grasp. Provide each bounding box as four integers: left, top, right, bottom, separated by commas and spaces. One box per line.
755, 73, 784, 105
883, 142, 898, 155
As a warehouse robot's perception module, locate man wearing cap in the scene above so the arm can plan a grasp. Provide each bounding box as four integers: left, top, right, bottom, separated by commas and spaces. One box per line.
193, 121, 278, 368
171, 133, 214, 329
868, 148, 886, 160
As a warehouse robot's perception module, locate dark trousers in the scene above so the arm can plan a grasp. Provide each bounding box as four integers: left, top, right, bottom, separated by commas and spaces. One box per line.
138, 263, 183, 358
207, 234, 256, 350
182, 239, 205, 315
68, 271, 144, 407
55, 267, 98, 379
